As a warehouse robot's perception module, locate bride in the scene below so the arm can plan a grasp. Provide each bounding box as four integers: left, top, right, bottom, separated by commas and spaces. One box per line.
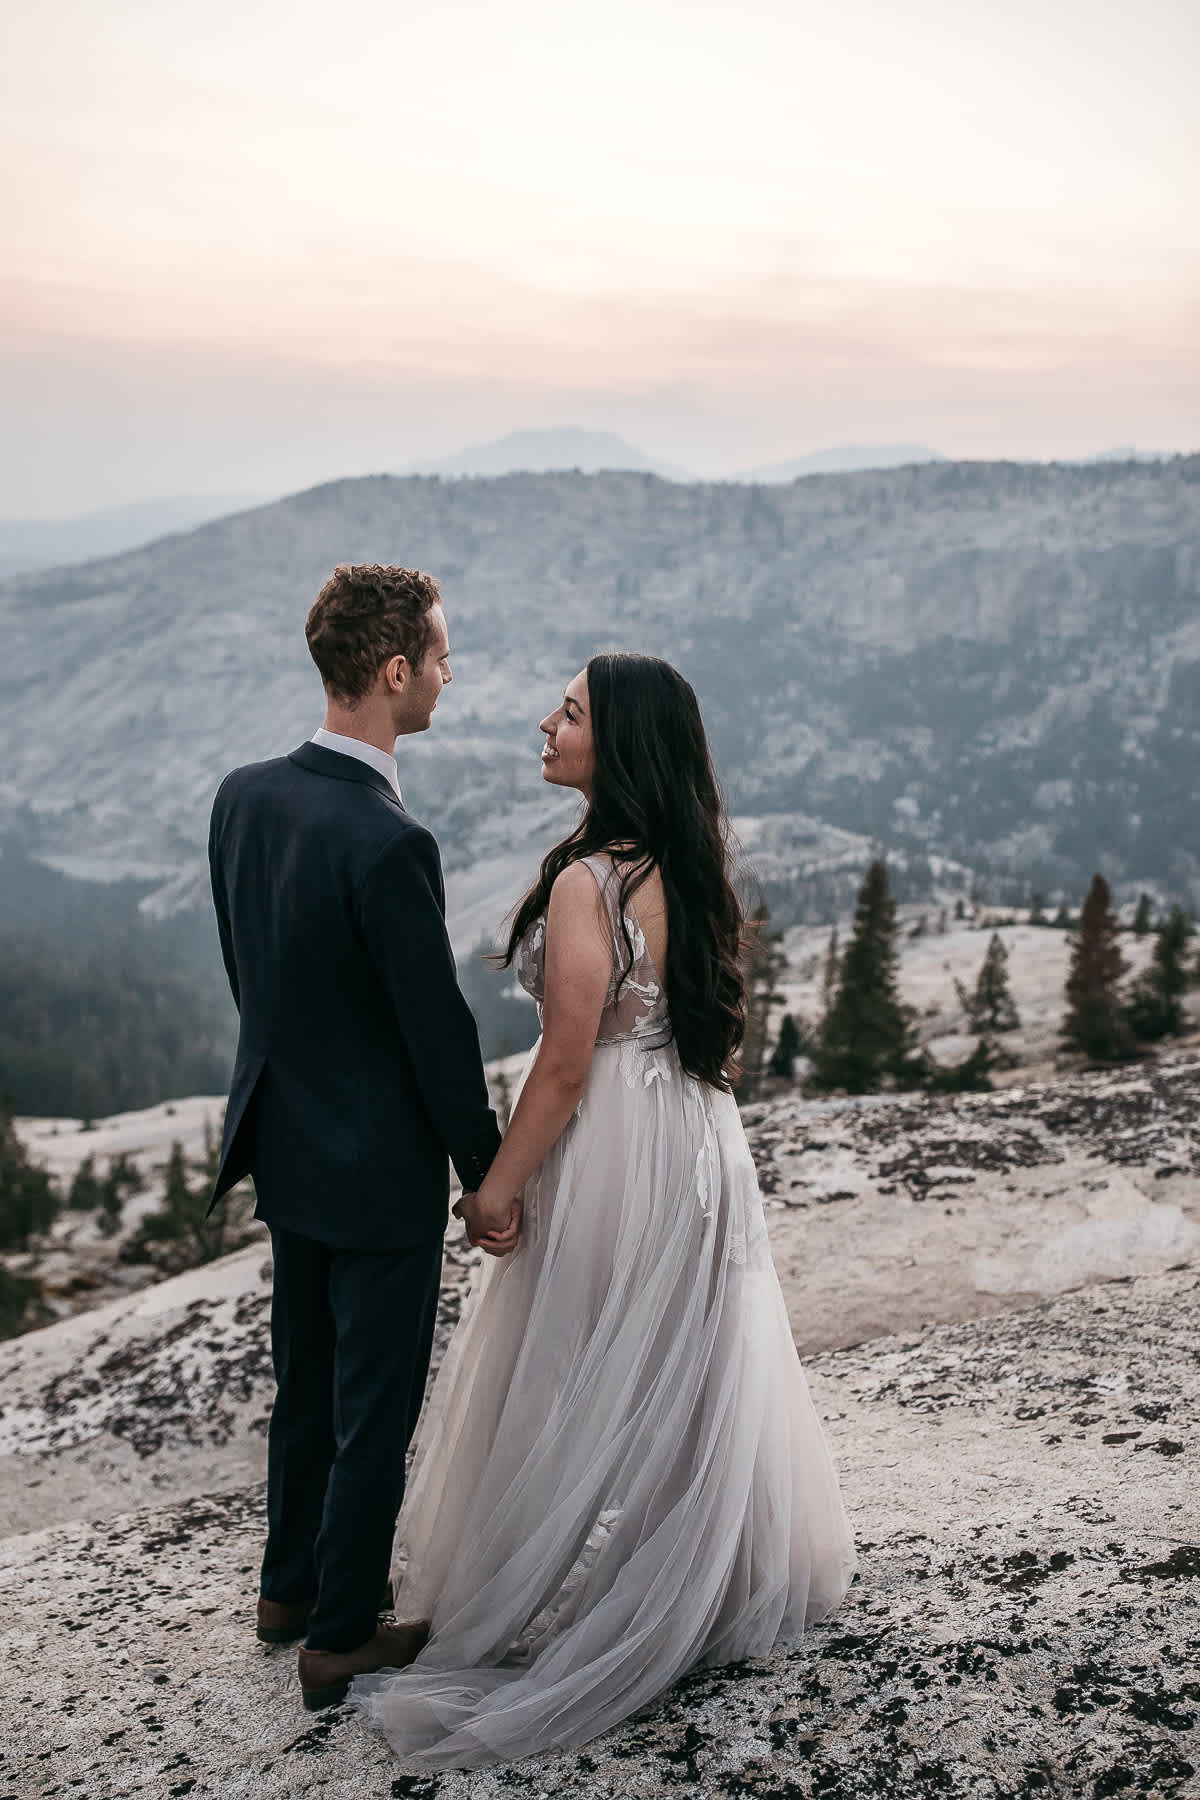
351, 653, 856, 1767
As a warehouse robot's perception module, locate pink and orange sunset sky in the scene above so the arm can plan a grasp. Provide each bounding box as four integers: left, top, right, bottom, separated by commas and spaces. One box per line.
3, 0, 1197, 513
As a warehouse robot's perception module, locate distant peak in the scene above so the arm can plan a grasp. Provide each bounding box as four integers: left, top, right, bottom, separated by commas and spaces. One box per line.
410, 429, 691, 481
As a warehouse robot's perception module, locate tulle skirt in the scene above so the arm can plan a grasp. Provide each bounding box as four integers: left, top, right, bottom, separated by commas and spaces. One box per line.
350, 1038, 856, 1768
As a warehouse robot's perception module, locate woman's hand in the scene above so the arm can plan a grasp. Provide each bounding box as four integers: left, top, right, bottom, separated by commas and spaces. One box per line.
456, 1189, 523, 1256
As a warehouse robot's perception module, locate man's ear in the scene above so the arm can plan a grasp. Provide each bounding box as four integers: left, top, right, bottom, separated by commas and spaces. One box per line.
384, 654, 409, 692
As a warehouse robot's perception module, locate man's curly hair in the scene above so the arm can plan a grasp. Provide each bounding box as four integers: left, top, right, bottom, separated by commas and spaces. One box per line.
305, 564, 442, 704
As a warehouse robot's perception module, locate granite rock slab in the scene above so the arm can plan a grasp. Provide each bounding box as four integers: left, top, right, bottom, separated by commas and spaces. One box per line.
3, 1265, 1197, 1800
2, 1058, 1198, 1797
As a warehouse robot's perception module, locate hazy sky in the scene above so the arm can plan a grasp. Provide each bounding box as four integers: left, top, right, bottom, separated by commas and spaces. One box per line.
3, 0, 1197, 513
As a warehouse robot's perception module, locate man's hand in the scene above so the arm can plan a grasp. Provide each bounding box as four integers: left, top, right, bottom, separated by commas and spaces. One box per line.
455, 1190, 523, 1257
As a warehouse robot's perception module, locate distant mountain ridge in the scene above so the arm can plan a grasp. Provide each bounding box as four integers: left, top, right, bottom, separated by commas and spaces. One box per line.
1, 456, 1197, 935
409, 429, 950, 484
410, 428, 691, 481
0, 494, 269, 579
736, 444, 948, 482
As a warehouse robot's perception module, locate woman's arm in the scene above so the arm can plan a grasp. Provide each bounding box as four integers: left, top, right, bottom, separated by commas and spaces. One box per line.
463, 861, 612, 1248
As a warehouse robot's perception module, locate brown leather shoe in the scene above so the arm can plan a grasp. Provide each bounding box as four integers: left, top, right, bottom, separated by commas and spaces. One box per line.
256, 1596, 311, 1644
298, 1621, 430, 1711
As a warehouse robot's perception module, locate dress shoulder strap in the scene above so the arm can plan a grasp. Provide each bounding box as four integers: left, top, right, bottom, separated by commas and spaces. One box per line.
578, 853, 620, 920
581, 854, 642, 966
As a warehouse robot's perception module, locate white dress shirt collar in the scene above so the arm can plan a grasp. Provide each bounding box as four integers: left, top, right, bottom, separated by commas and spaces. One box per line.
311, 728, 403, 803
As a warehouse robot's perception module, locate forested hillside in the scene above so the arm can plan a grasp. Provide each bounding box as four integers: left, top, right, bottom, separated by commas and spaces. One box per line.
0, 846, 232, 1115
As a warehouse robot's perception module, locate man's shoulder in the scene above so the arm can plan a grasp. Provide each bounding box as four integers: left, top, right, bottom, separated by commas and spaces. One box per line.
211, 755, 293, 811
362, 810, 441, 878
211, 753, 443, 868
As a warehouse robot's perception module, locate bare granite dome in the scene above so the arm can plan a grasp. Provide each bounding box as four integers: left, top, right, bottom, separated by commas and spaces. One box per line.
4, 1058, 1198, 1797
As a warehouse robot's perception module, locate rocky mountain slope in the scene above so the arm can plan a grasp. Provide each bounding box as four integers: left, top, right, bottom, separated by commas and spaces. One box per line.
3, 1055, 1197, 1797
1, 457, 1196, 928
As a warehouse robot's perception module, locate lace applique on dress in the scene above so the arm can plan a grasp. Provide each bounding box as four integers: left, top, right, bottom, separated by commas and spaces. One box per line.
514, 855, 671, 1077
728, 1136, 773, 1270
681, 1078, 718, 1221
507, 1509, 624, 1662
513, 915, 546, 1005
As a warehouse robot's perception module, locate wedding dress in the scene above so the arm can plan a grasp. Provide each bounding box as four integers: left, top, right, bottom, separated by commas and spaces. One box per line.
351, 854, 856, 1768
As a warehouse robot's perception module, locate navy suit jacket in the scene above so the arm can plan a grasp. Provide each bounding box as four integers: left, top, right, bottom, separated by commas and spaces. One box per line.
207, 741, 501, 1249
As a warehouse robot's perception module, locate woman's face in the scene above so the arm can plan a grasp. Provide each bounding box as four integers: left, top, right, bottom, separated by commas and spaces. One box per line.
539, 669, 595, 797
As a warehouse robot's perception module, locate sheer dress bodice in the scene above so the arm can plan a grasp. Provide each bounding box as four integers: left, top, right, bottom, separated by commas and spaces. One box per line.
514, 853, 670, 1050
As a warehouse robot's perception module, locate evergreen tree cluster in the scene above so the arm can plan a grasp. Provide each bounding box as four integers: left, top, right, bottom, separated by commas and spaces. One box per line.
759, 861, 1196, 1097
0, 936, 233, 1119
0, 1104, 258, 1338
1062, 877, 1194, 1062
120, 1127, 258, 1276
67, 1152, 145, 1237
755, 859, 1002, 1097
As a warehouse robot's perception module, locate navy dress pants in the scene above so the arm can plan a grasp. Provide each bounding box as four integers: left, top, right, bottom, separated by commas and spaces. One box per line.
260, 1226, 443, 1653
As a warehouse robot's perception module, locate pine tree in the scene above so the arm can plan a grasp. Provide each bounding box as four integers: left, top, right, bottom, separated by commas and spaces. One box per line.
821, 926, 840, 1016
0, 1096, 59, 1251
67, 1153, 106, 1211
95, 1151, 143, 1238
737, 905, 787, 1100
121, 1120, 256, 1273
1133, 893, 1154, 936
0, 1264, 46, 1340
958, 933, 1020, 1032
1029, 892, 1047, 926
160, 1141, 193, 1236
1125, 906, 1192, 1042
768, 1014, 804, 1079
109, 1150, 144, 1198
96, 1176, 124, 1238
124, 1137, 214, 1269
810, 860, 917, 1093
1062, 874, 1135, 1061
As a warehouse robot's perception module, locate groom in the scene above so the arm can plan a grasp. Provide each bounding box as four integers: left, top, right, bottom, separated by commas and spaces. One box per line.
208, 563, 513, 1710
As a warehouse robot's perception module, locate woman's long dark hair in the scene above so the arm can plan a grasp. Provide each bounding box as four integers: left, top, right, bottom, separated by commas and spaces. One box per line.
502, 653, 746, 1089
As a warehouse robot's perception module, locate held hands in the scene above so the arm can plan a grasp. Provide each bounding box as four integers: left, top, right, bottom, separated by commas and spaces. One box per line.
455, 1188, 523, 1257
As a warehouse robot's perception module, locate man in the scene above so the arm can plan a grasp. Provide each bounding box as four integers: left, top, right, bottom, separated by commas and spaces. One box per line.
208, 563, 516, 1710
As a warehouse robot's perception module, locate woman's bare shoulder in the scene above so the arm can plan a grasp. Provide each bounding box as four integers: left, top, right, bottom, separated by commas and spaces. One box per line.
548, 858, 608, 910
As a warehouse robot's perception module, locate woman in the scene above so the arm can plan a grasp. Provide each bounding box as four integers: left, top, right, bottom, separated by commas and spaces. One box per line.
351, 654, 856, 1768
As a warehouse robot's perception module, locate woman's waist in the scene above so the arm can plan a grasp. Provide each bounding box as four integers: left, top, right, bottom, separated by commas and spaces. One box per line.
593, 1022, 672, 1048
